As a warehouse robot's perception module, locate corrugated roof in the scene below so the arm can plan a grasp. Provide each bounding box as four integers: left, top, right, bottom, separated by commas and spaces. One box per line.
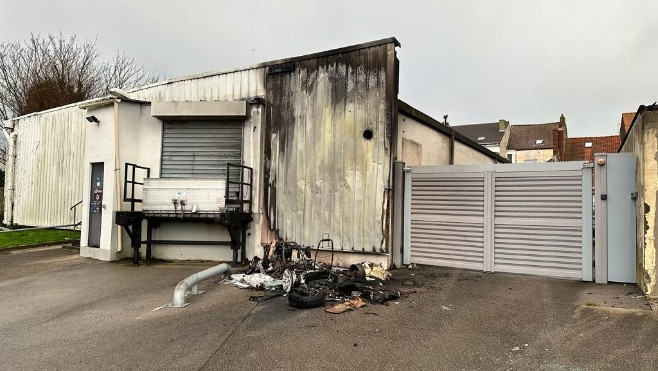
8, 38, 401, 121
128, 37, 400, 95
508, 123, 559, 150
565, 136, 621, 162
452, 123, 504, 145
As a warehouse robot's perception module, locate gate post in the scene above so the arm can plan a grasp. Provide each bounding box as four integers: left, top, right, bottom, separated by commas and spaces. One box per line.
402, 167, 412, 265
392, 161, 405, 268
582, 163, 593, 281
595, 155, 608, 283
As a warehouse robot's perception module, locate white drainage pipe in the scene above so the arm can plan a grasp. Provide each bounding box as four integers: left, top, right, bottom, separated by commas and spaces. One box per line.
168, 263, 231, 308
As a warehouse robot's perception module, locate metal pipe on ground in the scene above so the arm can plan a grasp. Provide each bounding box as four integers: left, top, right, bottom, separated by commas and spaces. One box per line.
168, 263, 231, 308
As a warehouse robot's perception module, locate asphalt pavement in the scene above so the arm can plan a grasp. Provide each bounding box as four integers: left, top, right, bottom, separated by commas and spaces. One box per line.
1, 246, 657, 370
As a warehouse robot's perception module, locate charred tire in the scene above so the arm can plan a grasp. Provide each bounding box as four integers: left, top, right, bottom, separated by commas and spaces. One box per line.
287, 288, 325, 309
302, 270, 330, 283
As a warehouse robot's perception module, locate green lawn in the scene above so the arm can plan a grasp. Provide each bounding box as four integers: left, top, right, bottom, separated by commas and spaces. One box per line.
0, 229, 80, 249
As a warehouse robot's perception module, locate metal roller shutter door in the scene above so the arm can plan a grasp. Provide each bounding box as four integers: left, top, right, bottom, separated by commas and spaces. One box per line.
405, 163, 592, 281
409, 172, 485, 270
493, 171, 584, 279
161, 121, 243, 178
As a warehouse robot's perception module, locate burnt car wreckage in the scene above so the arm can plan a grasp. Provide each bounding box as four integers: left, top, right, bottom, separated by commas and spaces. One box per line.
230, 237, 408, 312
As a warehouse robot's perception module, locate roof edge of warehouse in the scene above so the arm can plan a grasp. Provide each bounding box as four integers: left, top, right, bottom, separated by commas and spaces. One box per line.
618, 103, 658, 151
3, 97, 107, 125
128, 37, 401, 94
4, 37, 401, 124
397, 100, 509, 163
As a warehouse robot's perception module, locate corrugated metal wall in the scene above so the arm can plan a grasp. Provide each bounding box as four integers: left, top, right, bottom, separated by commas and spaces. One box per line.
263, 42, 396, 252
11, 107, 86, 226
7, 68, 266, 227
129, 68, 267, 102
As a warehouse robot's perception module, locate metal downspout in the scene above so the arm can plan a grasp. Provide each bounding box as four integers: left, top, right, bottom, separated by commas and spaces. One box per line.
169, 263, 231, 307
3, 131, 17, 225
114, 100, 123, 253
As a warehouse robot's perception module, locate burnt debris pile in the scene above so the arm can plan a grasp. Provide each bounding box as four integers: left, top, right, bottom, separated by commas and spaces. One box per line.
227, 238, 409, 314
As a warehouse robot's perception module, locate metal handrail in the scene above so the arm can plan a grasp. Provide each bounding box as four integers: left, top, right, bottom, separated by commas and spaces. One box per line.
225, 164, 253, 213
70, 200, 83, 230
124, 163, 151, 211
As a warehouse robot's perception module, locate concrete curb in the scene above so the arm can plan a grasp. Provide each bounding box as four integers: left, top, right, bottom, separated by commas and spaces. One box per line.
0, 240, 78, 253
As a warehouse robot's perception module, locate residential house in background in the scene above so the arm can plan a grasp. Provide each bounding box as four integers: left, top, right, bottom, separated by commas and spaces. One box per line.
507, 115, 567, 163
454, 115, 568, 163
452, 119, 510, 159
619, 112, 636, 142
562, 135, 620, 163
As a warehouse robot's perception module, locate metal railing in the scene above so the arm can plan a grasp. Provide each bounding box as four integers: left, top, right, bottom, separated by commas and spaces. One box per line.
224, 163, 253, 214
70, 200, 83, 230
123, 163, 151, 211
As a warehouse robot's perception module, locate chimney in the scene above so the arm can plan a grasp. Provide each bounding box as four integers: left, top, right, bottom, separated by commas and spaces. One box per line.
552, 126, 565, 161
498, 119, 508, 133
559, 114, 566, 127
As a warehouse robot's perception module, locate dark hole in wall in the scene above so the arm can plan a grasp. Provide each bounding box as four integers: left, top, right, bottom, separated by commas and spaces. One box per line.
363, 129, 373, 140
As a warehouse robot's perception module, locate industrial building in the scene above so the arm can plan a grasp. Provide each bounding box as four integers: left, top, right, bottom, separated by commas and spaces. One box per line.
2, 38, 505, 267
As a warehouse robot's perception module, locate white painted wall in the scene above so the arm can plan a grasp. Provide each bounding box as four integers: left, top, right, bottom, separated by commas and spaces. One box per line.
80, 102, 119, 261
398, 113, 450, 166
398, 112, 498, 166
454, 142, 496, 165
148, 104, 263, 261
80, 100, 264, 262
150, 222, 234, 261
81, 100, 163, 260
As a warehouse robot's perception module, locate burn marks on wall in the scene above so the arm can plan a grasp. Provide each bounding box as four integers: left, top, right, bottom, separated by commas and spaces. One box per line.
263, 42, 396, 252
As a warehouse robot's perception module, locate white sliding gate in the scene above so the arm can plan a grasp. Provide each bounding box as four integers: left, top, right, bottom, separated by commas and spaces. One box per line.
403, 162, 593, 281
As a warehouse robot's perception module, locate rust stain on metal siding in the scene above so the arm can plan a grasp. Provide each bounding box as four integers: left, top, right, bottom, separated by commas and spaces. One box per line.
264, 43, 395, 252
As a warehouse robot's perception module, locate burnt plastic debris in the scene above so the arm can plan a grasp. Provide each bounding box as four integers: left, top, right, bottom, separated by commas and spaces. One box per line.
362, 289, 401, 304
349, 264, 366, 279
228, 237, 408, 311
249, 289, 284, 302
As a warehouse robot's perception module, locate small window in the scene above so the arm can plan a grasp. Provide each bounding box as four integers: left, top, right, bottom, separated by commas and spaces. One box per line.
535, 139, 544, 145
477, 136, 486, 141
584, 142, 593, 148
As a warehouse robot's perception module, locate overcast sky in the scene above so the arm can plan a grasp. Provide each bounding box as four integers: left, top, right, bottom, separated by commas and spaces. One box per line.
1, 0, 656, 137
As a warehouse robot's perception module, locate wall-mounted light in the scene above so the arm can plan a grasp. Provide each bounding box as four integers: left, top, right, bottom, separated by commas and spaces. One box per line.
86, 115, 100, 124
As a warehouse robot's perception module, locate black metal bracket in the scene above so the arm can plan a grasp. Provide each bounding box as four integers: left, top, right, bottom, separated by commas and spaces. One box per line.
219, 211, 253, 264
115, 211, 145, 265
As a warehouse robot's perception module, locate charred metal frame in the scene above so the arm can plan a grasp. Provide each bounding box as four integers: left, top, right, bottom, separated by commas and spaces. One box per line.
115, 163, 253, 265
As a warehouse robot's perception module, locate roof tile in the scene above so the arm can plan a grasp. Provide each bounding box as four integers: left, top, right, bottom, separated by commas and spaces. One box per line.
452, 123, 505, 145
564, 136, 621, 162
508, 123, 559, 150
